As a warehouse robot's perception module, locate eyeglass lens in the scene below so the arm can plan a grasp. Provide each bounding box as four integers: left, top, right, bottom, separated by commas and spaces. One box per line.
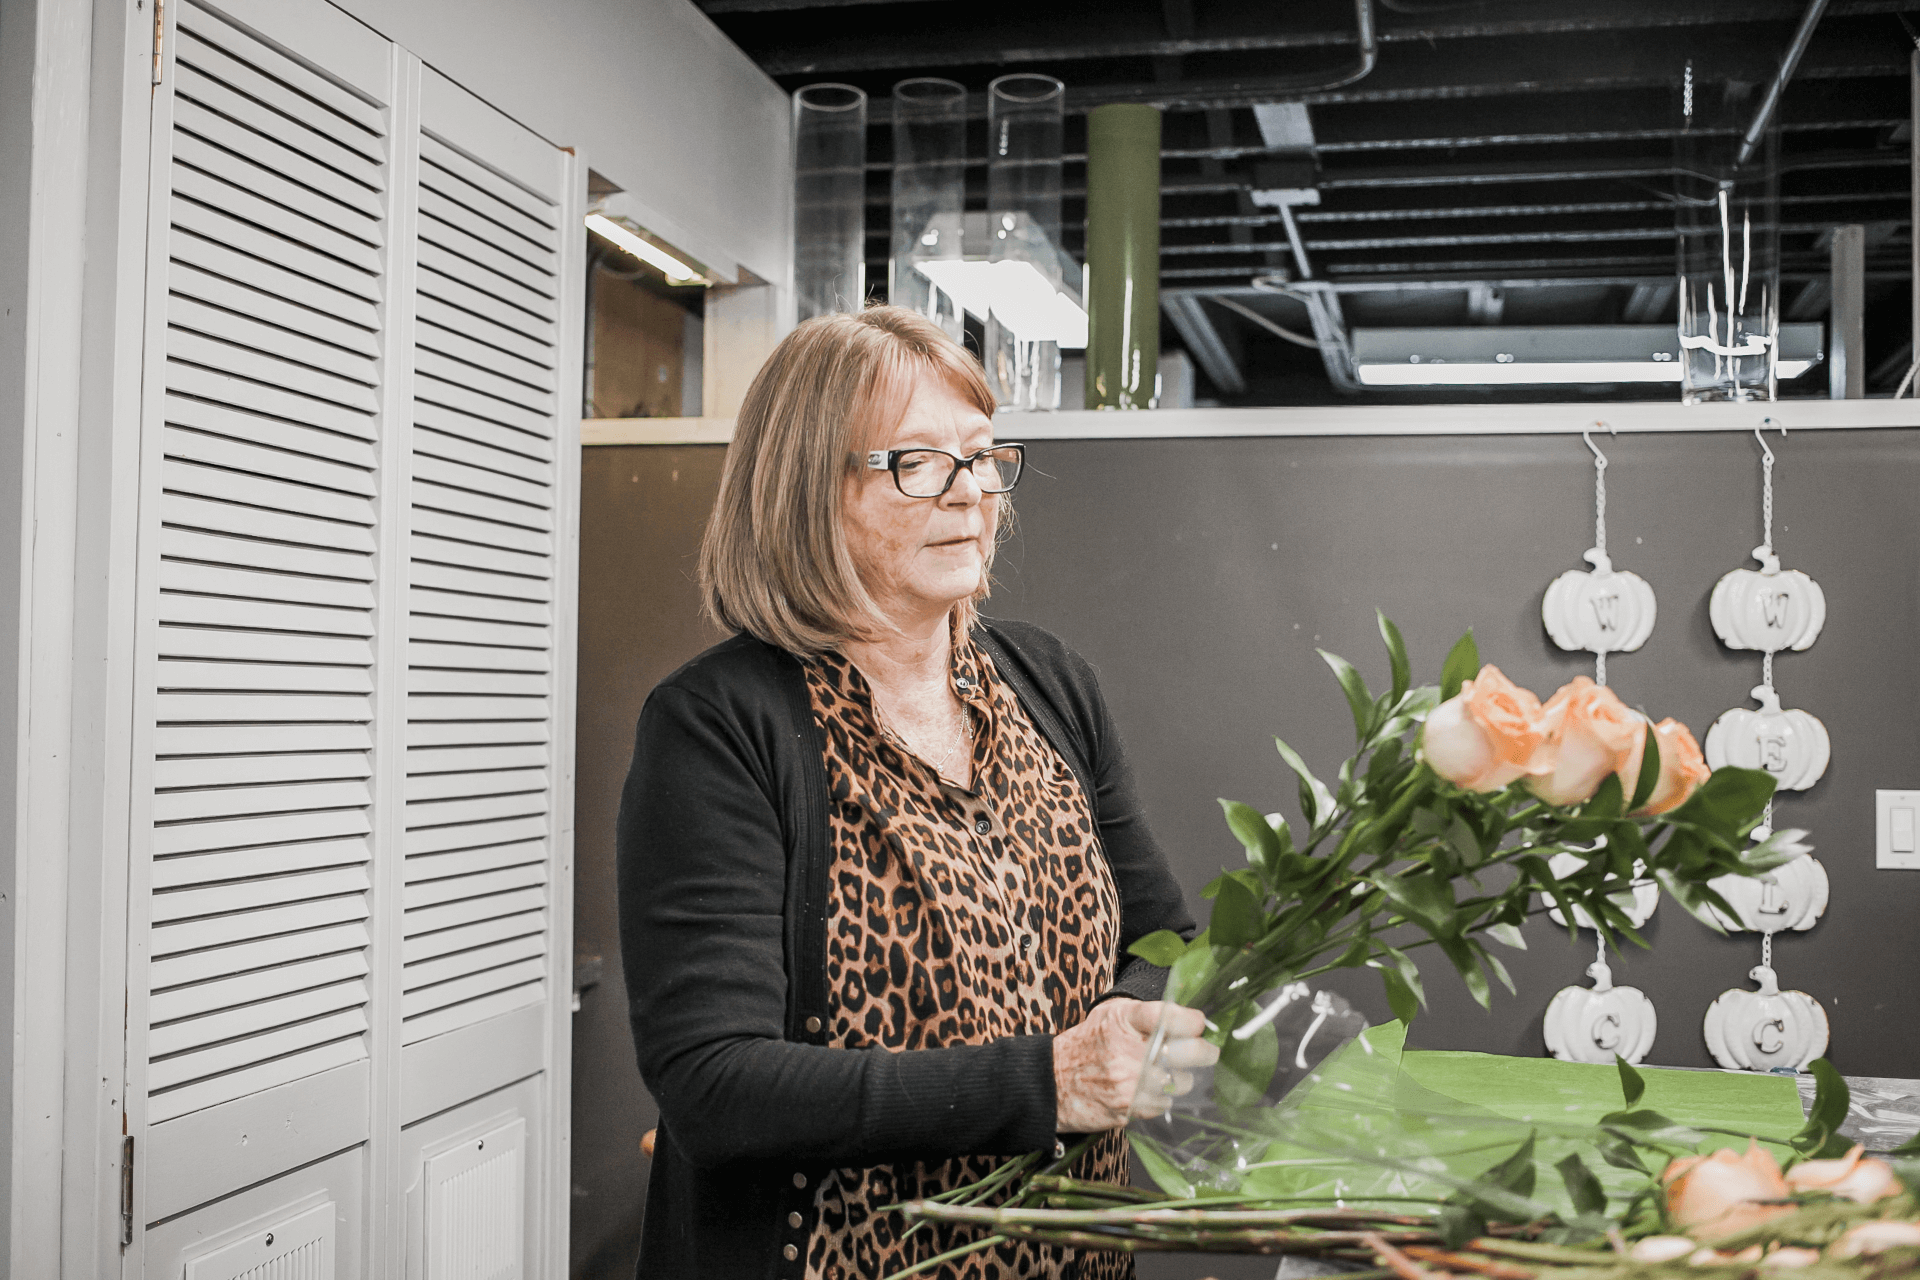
894, 447, 1023, 497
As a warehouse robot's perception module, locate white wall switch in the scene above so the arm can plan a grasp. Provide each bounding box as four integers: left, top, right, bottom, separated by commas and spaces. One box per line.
1876, 791, 1920, 869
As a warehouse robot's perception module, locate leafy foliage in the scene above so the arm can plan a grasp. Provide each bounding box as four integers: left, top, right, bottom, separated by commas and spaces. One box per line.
1129, 614, 1786, 1026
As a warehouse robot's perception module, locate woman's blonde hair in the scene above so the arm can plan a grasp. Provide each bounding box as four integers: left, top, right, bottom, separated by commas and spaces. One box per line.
699, 305, 1002, 655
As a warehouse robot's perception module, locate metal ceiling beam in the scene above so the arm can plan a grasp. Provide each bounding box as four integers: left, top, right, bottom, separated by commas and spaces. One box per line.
741, 0, 1914, 77
701, 0, 940, 12
1162, 295, 1249, 395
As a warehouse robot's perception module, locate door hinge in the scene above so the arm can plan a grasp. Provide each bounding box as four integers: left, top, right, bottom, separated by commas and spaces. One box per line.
119, 1135, 134, 1246
150, 0, 165, 86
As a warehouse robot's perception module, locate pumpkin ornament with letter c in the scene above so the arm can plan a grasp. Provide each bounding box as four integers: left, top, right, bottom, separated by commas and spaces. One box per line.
1544, 957, 1658, 1065
1710, 545, 1826, 653
1542, 548, 1657, 655
1702, 964, 1830, 1072
1703, 685, 1830, 792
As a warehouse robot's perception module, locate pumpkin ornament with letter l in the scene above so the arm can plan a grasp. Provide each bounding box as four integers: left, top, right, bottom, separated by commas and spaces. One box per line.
1703, 963, 1830, 1072
1710, 545, 1826, 653
1542, 547, 1658, 656
1704, 685, 1831, 792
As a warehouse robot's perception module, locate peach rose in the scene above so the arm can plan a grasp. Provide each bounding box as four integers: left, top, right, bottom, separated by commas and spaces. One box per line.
1629, 1236, 1697, 1263
1526, 677, 1646, 807
1420, 665, 1552, 792
1831, 1222, 1920, 1258
1662, 1142, 1793, 1241
1784, 1145, 1900, 1204
1632, 718, 1713, 816
1762, 1248, 1822, 1268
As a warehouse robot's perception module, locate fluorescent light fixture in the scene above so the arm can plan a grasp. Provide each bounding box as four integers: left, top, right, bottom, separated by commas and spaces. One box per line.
585, 213, 708, 285
915, 259, 1088, 348
1351, 323, 1823, 387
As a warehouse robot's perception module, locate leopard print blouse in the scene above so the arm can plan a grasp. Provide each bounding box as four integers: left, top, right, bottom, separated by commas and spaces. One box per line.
799, 635, 1133, 1280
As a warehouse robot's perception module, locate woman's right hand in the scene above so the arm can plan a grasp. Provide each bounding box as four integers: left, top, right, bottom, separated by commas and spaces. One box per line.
1052, 999, 1219, 1133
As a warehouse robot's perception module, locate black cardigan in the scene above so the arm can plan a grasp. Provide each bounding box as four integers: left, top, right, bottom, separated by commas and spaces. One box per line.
616, 618, 1194, 1279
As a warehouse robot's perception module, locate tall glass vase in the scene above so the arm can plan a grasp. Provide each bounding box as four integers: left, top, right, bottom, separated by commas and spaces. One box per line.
890, 78, 967, 341
1675, 62, 1781, 403
794, 83, 868, 322
985, 74, 1065, 411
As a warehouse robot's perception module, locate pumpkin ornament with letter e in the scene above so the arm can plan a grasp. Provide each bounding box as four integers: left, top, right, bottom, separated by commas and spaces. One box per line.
1704, 685, 1831, 793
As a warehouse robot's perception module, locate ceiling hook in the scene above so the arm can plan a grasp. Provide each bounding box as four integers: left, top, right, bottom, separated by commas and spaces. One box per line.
1753, 424, 1775, 466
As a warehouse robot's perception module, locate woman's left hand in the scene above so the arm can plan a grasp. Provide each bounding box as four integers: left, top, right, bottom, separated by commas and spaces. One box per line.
1052, 999, 1219, 1133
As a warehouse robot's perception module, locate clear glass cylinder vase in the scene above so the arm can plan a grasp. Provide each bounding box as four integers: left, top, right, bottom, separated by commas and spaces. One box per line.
794, 83, 869, 322
890, 78, 967, 340
1675, 64, 1781, 404
985, 73, 1065, 411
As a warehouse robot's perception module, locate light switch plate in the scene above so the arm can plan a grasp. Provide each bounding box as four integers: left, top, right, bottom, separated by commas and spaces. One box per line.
1875, 790, 1920, 869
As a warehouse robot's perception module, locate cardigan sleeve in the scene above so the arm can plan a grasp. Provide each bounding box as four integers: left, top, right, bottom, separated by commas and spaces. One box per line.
617, 681, 1062, 1171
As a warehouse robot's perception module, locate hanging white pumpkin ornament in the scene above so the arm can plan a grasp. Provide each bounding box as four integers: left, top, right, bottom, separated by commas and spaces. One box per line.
1704, 685, 1831, 793
1544, 941, 1659, 1066
1710, 549, 1826, 653
1705, 851, 1828, 934
1541, 428, 1656, 686
1702, 957, 1830, 1073
1544, 850, 1659, 931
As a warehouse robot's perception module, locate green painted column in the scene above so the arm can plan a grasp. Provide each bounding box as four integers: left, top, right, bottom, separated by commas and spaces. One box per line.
1084, 104, 1162, 409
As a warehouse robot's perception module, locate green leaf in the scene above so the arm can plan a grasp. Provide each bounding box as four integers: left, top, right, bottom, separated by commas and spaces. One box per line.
1378, 612, 1412, 703
1376, 869, 1458, 935
1214, 1017, 1281, 1112
1320, 649, 1376, 745
1483, 922, 1527, 950
1667, 766, 1777, 839
1208, 874, 1263, 950
1439, 630, 1480, 702
1275, 736, 1335, 831
1454, 1132, 1539, 1223
1375, 962, 1421, 1024
1792, 1058, 1852, 1156
1595, 1130, 1649, 1175
1129, 1132, 1197, 1199
1440, 935, 1491, 1008
1615, 1054, 1646, 1109
1477, 942, 1516, 996
1583, 772, 1625, 820
1889, 1130, 1920, 1157
1555, 1152, 1608, 1217
1126, 929, 1187, 968
1629, 720, 1662, 812
1437, 1204, 1485, 1250
1379, 944, 1427, 1009
1220, 799, 1285, 877
1164, 941, 1220, 1006
1599, 1109, 1704, 1147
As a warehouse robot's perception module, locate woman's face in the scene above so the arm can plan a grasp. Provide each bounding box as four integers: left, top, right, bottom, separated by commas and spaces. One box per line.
842, 374, 999, 632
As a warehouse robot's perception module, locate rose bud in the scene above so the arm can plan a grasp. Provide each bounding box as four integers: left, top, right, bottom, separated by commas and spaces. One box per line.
1526, 677, 1646, 807
1662, 1142, 1792, 1240
1784, 1144, 1900, 1204
1831, 1222, 1920, 1258
1631, 718, 1712, 816
1419, 665, 1551, 793
1761, 1248, 1822, 1268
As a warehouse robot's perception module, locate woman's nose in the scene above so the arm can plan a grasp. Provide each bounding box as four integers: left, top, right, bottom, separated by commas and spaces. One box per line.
942, 460, 984, 506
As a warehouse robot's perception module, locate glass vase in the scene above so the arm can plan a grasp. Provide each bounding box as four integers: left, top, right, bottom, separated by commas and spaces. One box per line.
890, 78, 967, 341
985, 74, 1065, 411
794, 83, 868, 321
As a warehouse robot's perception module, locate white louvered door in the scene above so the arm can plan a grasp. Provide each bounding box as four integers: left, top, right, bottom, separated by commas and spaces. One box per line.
125, 2, 579, 1272
401, 97, 566, 1057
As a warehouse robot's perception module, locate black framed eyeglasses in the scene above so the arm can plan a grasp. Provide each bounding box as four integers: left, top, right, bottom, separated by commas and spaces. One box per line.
864, 444, 1026, 498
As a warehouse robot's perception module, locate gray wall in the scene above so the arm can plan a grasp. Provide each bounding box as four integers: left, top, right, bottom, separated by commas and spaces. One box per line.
991, 427, 1919, 1076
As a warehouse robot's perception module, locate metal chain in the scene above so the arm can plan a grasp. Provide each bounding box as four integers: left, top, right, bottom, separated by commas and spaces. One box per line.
1595, 651, 1607, 687
1593, 439, 1608, 557
1760, 431, 1775, 554
1757, 423, 1778, 842
1762, 930, 1773, 971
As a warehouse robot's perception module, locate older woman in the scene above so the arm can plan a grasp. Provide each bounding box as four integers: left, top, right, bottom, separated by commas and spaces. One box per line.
617, 306, 1209, 1280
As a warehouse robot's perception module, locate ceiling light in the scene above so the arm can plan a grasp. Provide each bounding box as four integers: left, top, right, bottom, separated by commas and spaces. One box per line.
915, 259, 1088, 349
1351, 323, 1823, 387
585, 213, 709, 285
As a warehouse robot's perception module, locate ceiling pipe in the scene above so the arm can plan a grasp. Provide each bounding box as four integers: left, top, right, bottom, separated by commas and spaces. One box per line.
1736, 0, 1831, 167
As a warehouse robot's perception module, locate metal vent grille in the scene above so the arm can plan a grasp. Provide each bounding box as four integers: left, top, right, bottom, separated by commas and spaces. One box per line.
146, 0, 389, 1125
182, 1201, 336, 1280
424, 1117, 527, 1280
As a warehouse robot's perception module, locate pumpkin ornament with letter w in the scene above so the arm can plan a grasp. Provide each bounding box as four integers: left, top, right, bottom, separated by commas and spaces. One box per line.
1542, 548, 1657, 656
1710, 545, 1826, 653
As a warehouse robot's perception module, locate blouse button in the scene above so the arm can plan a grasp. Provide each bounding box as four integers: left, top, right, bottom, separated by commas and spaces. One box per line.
783, 1244, 799, 1261
792, 1172, 808, 1189
788, 1211, 804, 1228
974, 816, 991, 835
804, 1015, 823, 1034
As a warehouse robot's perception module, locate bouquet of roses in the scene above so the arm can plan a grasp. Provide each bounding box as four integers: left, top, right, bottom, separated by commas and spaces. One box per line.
896, 615, 1834, 1275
